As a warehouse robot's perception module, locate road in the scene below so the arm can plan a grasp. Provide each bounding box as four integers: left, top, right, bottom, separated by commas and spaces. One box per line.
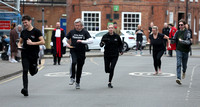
0, 52, 200, 107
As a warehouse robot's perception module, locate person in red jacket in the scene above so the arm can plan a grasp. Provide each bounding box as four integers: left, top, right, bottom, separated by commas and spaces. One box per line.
167, 23, 177, 57
51, 22, 66, 65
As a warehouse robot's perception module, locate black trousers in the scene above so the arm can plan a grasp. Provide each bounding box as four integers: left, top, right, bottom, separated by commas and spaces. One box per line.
136, 40, 143, 51
104, 56, 119, 82
21, 53, 38, 90
70, 50, 85, 84
168, 50, 173, 57
53, 55, 61, 64
153, 50, 164, 72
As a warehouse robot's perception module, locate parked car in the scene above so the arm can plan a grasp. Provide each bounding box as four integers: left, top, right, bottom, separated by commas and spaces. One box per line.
87, 30, 136, 51
125, 30, 147, 49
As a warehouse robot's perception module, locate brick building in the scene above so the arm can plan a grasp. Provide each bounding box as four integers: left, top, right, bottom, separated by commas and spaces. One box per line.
66, 0, 200, 44
1, 0, 67, 33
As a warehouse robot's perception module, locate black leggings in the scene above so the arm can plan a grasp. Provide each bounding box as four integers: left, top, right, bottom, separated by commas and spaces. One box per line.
136, 40, 143, 51
21, 54, 38, 90
153, 50, 164, 72
104, 56, 119, 83
70, 51, 85, 84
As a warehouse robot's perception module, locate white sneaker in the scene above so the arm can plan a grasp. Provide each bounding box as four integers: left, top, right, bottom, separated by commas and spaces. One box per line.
176, 79, 182, 85
69, 78, 75, 85
11, 59, 18, 63
76, 83, 80, 89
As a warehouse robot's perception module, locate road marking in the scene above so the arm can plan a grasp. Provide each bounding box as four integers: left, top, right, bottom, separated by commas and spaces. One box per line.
0, 74, 22, 85
44, 72, 92, 77
185, 64, 199, 101
90, 58, 99, 65
129, 72, 176, 78
0, 59, 45, 84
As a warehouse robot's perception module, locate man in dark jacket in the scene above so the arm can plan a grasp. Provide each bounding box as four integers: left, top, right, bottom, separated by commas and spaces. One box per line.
51, 22, 66, 65
100, 24, 123, 88
162, 23, 170, 54
172, 19, 192, 85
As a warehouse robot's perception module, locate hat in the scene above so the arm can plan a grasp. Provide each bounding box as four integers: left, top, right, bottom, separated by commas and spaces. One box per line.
113, 22, 117, 24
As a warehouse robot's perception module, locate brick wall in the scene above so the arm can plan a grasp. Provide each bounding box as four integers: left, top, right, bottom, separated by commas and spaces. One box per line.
66, 0, 200, 43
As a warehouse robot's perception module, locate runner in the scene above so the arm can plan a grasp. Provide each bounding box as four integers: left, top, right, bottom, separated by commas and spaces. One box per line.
100, 23, 123, 88
18, 15, 45, 96
65, 18, 93, 89
149, 26, 170, 75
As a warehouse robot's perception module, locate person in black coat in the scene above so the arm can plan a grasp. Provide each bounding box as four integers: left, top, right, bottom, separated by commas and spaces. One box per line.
100, 24, 123, 88
162, 23, 170, 54
51, 22, 66, 65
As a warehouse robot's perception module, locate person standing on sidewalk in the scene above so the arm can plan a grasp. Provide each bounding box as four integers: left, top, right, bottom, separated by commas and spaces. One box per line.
113, 22, 121, 35
100, 24, 123, 88
65, 18, 93, 89
149, 26, 171, 75
18, 15, 45, 96
162, 23, 170, 54
51, 22, 66, 65
9, 25, 22, 63
135, 25, 144, 55
167, 23, 177, 57
185, 24, 193, 56
172, 20, 192, 85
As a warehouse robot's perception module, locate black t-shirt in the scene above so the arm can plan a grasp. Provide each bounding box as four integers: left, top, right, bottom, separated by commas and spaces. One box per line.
135, 29, 143, 41
149, 27, 152, 34
149, 33, 165, 51
162, 27, 170, 36
66, 29, 91, 52
20, 28, 42, 57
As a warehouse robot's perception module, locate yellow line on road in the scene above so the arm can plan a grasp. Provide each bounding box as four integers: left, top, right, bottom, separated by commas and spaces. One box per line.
0, 59, 45, 85
90, 58, 99, 65
0, 74, 22, 85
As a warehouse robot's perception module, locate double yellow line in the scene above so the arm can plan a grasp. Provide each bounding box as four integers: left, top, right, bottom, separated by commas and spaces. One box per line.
0, 59, 45, 85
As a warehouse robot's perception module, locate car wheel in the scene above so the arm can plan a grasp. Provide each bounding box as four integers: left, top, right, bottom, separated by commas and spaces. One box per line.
123, 42, 129, 52
85, 44, 90, 52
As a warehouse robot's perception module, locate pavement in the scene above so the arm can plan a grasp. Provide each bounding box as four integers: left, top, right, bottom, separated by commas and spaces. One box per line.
0, 44, 200, 81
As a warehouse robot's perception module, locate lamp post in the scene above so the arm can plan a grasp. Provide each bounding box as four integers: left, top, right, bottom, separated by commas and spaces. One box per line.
186, 0, 188, 24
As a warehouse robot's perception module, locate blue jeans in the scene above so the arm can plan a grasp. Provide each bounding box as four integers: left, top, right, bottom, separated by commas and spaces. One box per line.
176, 50, 189, 79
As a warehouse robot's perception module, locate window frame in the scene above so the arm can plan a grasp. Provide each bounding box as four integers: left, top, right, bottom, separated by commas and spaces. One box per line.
82, 11, 101, 32
121, 12, 141, 31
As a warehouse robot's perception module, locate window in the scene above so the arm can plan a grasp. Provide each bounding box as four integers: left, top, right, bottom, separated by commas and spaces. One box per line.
122, 12, 141, 31
180, 0, 184, 1
82, 11, 101, 31
190, 0, 193, 2
195, 0, 198, 2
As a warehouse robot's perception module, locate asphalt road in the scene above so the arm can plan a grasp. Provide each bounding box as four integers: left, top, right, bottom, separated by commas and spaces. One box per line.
0, 54, 200, 107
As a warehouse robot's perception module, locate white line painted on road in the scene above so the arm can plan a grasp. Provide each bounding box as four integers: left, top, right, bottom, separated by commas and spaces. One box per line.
185, 64, 199, 101
44, 72, 92, 77
129, 72, 176, 78
90, 58, 99, 65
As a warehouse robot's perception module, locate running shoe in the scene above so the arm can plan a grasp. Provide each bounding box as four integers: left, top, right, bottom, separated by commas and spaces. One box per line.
176, 79, 182, 85
182, 73, 186, 79
69, 78, 75, 85
76, 83, 80, 89
108, 83, 113, 88
21, 88, 28, 96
